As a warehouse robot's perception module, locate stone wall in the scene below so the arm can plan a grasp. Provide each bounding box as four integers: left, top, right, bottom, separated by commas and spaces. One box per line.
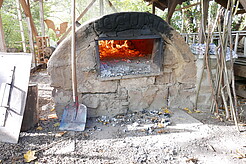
47, 12, 197, 118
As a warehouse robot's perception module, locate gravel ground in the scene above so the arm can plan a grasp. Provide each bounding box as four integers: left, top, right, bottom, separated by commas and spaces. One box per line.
0, 69, 245, 164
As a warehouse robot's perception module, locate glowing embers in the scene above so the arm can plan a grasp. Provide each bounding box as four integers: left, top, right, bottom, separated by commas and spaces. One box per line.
99, 39, 153, 61
97, 38, 163, 78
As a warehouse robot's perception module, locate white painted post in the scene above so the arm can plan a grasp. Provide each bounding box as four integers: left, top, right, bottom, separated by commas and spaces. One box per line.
244, 37, 246, 56
0, 13, 6, 52
234, 32, 239, 53
16, 0, 27, 52
27, 17, 36, 67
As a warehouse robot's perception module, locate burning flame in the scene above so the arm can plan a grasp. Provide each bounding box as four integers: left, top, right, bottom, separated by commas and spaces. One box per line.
99, 40, 145, 60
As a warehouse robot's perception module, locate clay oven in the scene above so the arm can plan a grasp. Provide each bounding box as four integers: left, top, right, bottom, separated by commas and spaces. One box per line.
48, 12, 197, 118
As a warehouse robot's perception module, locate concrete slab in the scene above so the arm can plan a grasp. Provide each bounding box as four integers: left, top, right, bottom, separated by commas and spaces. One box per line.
169, 108, 203, 126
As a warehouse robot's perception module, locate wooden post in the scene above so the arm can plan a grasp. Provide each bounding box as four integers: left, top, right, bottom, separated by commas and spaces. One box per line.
27, 17, 36, 67
16, 0, 27, 52
20, 0, 38, 37
105, 0, 117, 12
21, 84, 39, 132
57, 0, 96, 44
0, 0, 3, 9
39, 0, 45, 36
100, 0, 104, 16
198, 0, 209, 43
152, 2, 155, 15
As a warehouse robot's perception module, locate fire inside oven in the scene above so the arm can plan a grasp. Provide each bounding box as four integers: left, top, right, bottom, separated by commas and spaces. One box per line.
96, 37, 163, 78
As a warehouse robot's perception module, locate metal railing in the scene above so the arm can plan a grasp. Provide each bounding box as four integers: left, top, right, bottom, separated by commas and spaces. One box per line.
181, 31, 246, 56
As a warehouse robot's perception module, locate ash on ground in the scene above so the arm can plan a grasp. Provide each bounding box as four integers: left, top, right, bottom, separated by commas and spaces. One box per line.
95, 109, 171, 135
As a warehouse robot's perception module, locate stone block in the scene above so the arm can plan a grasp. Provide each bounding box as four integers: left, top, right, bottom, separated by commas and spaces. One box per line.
116, 87, 128, 100
163, 46, 179, 67
77, 72, 118, 93
155, 73, 171, 84
49, 66, 72, 90
52, 89, 73, 119
82, 94, 100, 108
81, 93, 128, 117
120, 77, 155, 90
77, 43, 97, 71
128, 88, 148, 111
180, 83, 196, 90
128, 85, 167, 112
149, 86, 169, 109
178, 63, 197, 83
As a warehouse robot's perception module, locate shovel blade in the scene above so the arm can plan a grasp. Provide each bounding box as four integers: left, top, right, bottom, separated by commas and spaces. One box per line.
59, 104, 87, 131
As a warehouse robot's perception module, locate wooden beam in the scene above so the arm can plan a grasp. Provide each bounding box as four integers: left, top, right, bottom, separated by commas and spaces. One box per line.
175, 2, 200, 11
105, 0, 117, 12
0, 0, 4, 9
166, 0, 185, 23
0, 13, 7, 52
100, 0, 104, 16
239, 0, 246, 11
57, 0, 96, 44
234, 64, 246, 78
152, 2, 156, 14
20, 0, 38, 37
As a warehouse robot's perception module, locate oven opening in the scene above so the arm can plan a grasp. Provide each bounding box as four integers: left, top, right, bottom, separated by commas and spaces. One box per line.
96, 36, 163, 79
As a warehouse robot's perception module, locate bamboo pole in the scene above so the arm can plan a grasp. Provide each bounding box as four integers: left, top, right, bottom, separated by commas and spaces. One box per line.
216, 0, 239, 132
228, 0, 240, 131
16, 0, 27, 52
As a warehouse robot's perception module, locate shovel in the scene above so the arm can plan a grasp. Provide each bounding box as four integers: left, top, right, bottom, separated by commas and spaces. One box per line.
59, 0, 87, 131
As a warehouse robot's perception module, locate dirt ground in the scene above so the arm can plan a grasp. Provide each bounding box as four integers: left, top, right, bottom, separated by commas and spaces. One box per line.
0, 69, 246, 164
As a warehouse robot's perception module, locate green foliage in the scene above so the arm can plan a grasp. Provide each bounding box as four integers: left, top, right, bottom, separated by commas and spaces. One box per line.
110, 0, 151, 12
1, 0, 52, 50
1, 0, 24, 50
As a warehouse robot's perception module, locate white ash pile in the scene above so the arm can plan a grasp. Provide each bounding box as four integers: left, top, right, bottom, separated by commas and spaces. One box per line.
95, 109, 171, 134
